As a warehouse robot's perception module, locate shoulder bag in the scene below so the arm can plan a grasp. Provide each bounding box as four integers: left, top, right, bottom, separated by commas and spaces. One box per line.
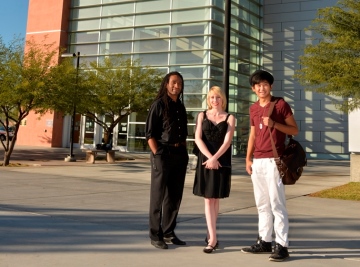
268, 100, 307, 185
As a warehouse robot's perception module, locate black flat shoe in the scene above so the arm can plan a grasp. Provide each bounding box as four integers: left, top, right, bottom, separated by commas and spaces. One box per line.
164, 234, 186, 245
205, 237, 219, 248
203, 244, 216, 254
151, 239, 168, 249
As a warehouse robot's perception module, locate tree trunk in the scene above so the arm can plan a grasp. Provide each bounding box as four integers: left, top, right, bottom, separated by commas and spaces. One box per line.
3, 151, 10, 166
1, 135, 16, 166
102, 128, 114, 151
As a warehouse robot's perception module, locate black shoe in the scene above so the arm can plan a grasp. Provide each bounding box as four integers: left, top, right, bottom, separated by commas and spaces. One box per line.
205, 237, 219, 249
151, 239, 168, 249
269, 243, 289, 261
164, 233, 186, 245
203, 244, 216, 254
241, 237, 272, 254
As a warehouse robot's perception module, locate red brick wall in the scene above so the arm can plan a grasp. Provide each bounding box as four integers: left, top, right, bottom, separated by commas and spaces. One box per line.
17, 0, 70, 147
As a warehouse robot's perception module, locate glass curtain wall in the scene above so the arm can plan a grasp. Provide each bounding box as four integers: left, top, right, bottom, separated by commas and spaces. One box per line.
68, 0, 263, 154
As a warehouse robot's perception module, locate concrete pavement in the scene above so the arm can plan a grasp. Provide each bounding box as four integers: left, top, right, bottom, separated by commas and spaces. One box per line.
0, 146, 359, 267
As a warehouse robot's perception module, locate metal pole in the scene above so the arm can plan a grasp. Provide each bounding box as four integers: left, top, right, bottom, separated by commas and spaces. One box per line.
223, 0, 231, 112
69, 52, 80, 161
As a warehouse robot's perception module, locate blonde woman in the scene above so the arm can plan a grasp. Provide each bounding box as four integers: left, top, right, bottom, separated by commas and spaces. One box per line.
193, 86, 235, 253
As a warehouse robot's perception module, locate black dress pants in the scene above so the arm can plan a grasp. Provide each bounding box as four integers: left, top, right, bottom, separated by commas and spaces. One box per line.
149, 146, 189, 241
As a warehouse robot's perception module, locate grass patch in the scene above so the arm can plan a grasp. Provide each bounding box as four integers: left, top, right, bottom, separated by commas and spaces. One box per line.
309, 182, 360, 201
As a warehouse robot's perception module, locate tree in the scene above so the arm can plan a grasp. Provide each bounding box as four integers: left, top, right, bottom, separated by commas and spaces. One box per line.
80, 56, 163, 145
0, 37, 62, 166
295, 0, 360, 113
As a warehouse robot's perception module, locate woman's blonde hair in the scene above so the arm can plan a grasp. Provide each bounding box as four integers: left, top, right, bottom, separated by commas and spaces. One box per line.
207, 86, 227, 110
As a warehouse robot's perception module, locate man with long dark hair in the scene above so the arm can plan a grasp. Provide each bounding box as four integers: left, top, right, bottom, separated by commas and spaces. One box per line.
145, 71, 189, 249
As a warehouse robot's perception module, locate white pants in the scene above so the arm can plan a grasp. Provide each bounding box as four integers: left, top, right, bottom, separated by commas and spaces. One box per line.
251, 158, 289, 247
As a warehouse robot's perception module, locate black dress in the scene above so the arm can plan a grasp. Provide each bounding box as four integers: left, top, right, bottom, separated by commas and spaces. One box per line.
193, 112, 232, 198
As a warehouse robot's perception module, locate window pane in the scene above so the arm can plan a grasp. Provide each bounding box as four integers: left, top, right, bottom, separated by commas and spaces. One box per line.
183, 94, 203, 109
210, 66, 223, 81
134, 26, 170, 39
103, 0, 125, 4
102, 3, 134, 16
133, 53, 168, 66
100, 29, 133, 42
72, 7, 100, 19
134, 39, 169, 52
173, 0, 210, 9
187, 111, 200, 124
74, 44, 99, 55
172, 9, 210, 23
170, 51, 207, 65
135, 0, 170, 12
71, 32, 99, 43
80, 56, 98, 66
171, 36, 207, 51
73, 0, 100, 6
210, 51, 223, 67
101, 16, 134, 29
211, 36, 224, 53
172, 66, 207, 79
97, 55, 131, 65
213, 0, 224, 9
100, 42, 132, 54
184, 79, 207, 94
84, 116, 95, 144
250, 26, 260, 39
172, 23, 207, 36
135, 13, 170, 26
129, 111, 148, 123
71, 19, 100, 31
212, 8, 224, 23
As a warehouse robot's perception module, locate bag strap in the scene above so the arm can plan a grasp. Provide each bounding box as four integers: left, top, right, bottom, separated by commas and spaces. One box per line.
268, 100, 279, 159
268, 99, 292, 164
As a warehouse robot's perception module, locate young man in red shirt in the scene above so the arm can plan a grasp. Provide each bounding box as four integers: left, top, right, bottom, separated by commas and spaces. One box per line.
241, 70, 299, 261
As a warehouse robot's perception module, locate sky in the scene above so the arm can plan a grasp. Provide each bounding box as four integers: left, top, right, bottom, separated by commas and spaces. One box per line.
0, 0, 29, 44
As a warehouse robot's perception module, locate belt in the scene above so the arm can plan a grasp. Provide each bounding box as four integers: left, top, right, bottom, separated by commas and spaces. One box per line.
161, 141, 186, 147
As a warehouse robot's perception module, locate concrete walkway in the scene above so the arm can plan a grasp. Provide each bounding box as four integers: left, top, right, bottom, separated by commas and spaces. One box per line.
0, 146, 359, 267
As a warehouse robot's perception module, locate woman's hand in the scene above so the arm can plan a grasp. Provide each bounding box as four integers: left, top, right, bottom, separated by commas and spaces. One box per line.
203, 157, 222, 169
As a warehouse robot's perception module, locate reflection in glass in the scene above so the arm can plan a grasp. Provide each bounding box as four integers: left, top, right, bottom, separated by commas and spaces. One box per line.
172, 9, 210, 23
171, 36, 206, 51
135, 26, 170, 39
135, 13, 169, 26
101, 16, 134, 29
171, 66, 207, 80
102, 3, 133, 16
84, 116, 94, 144
72, 6, 100, 18
183, 94, 203, 109
135, 0, 170, 12
71, 32, 99, 43
72, 19, 100, 31
100, 42, 132, 54
73, 0, 100, 7
173, 0, 210, 9
100, 29, 133, 42
127, 123, 148, 152
170, 51, 206, 65
133, 53, 168, 66
74, 44, 99, 55
134, 39, 169, 52
172, 23, 206, 36
117, 116, 128, 147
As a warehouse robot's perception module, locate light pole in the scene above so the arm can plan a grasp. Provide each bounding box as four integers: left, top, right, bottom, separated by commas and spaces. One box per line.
61, 52, 80, 162
223, 0, 230, 112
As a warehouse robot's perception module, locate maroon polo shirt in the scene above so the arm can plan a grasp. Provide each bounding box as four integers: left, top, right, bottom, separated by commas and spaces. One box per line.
250, 97, 293, 158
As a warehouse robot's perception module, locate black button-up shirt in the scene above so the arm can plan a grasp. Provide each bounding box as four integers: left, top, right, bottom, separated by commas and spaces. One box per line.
145, 97, 188, 144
